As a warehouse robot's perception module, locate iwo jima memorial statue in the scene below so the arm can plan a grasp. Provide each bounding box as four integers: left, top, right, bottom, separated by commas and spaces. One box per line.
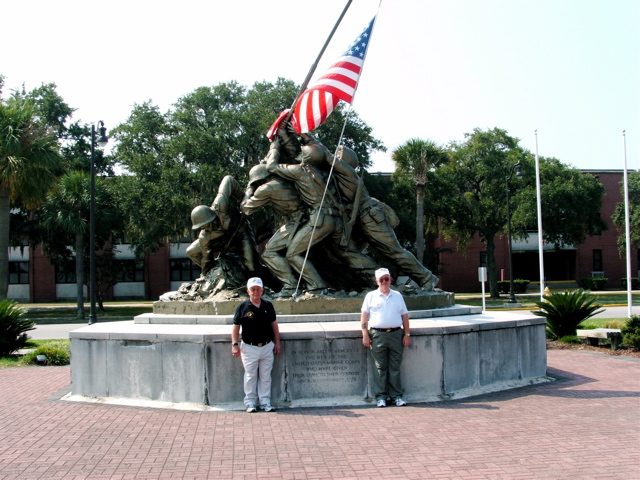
69, 6, 548, 409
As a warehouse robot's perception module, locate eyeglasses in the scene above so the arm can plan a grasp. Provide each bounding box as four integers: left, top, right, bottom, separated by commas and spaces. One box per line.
378, 276, 391, 283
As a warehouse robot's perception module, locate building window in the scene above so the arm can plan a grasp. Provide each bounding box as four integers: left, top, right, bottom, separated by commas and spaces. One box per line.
170, 259, 200, 282
479, 252, 487, 267
112, 234, 131, 245
55, 261, 77, 284
9, 261, 29, 284
116, 260, 144, 282
593, 249, 603, 272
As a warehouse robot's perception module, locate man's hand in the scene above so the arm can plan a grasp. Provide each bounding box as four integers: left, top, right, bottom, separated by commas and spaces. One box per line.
362, 330, 371, 348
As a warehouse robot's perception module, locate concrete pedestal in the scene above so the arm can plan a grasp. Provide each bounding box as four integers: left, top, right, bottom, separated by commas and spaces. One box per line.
69, 305, 548, 410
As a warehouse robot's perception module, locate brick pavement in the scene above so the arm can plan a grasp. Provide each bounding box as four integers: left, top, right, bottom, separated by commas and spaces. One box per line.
0, 350, 638, 480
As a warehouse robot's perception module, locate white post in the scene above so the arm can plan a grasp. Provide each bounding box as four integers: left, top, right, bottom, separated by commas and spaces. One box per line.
478, 267, 487, 312
622, 130, 632, 318
535, 130, 545, 303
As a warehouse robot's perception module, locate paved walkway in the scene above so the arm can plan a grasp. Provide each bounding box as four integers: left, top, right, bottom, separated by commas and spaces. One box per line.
1, 350, 638, 480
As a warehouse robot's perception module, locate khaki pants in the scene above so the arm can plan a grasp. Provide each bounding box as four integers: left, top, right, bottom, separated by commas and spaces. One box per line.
240, 341, 275, 407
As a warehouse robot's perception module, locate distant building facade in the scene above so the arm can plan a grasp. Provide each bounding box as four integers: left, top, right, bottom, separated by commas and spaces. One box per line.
8, 170, 637, 303
433, 170, 637, 293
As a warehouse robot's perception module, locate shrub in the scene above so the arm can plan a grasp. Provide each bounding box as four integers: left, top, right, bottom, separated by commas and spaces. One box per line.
580, 278, 608, 290
602, 319, 628, 330
497, 279, 530, 294
620, 278, 639, 290
557, 335, 581, 344
22, 340, 70, 366
621, 315, 640, 350
534, 289, 604, 340
0, 300, 35, 356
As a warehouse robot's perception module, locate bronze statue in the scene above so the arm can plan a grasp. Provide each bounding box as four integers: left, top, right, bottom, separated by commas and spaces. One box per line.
265, 128, 377, 294
241, 163, 306, 298
181, 123, 439, 299
328, 145, 439, 290
187, 176, 258, 292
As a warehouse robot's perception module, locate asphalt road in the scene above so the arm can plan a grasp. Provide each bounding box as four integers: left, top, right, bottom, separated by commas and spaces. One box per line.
27, 305, 638, 340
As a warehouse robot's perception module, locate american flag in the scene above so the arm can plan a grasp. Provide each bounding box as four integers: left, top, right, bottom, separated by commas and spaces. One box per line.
267, 17, 376, 139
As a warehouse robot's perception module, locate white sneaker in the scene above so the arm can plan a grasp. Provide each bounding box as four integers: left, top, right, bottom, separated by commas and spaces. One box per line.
260, 403, 275, 412
377, 398, 386, 408
394, 398, 407, 407
246, 405, 257, 413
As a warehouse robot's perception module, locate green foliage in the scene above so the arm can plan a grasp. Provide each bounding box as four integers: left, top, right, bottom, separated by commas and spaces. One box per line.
429, 127, 606, 299
621, 315, 640, 350
580, 277, 608, 290
602, 319, 628, 330
517, 156, 607, 248
497, 279, 530, 294
392, 138, 448, 263
110, 80, 385, 257
557, 335, 581, 344
620, 277, 639, 290
21, 340, 70, 366
612, 171, 640, 256
533, 289, 604, 339
0, 300, 34, 355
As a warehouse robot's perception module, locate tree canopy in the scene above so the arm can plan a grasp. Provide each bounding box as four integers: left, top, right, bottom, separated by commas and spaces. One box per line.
426, 127, 606, 297
110, 79, 386, 256
612, 170, 640, 256
0, 94, 62, 299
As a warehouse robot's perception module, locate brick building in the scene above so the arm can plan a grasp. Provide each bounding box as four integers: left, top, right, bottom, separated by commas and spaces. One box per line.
434, 170, 637, 293
8, 170, 636, 302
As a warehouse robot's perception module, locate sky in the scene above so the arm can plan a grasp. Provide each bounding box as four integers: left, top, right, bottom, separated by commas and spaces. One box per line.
2, 0, 639, 172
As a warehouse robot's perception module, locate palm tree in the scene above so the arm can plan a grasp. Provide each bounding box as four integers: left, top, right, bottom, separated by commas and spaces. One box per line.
41, 172, 90, 319
0, 98, 61, 300
392, 138, 447, 263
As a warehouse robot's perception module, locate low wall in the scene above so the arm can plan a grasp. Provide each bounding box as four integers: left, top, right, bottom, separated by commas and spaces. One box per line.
69, 308, 548, 410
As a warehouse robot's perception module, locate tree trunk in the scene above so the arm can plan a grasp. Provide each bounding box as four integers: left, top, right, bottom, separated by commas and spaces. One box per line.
485, 234, 500, 298
75, 233, 85, 320
416, 184, 425, 263
0, 189, 10, 301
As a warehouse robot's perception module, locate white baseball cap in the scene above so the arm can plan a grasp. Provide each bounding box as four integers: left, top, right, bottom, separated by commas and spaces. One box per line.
375, 268, 390, 280
246, 277, 263, 289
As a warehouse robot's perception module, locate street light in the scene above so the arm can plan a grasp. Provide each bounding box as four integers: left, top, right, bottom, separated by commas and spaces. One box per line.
506, 161, 523, 304
89, 121, 108, 325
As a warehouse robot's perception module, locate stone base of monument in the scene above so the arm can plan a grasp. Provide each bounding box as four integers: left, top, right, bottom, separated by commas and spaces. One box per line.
68, 304, 548, 410
153, 289, 455, 316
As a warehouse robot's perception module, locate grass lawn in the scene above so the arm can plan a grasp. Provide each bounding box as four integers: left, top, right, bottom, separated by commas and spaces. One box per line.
0, 339, 70, 368
457, 292, 638, 311
19, 304, 153, 324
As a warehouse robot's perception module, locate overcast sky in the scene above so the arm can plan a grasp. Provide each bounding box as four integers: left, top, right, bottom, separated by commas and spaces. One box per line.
2, 0, 638, 172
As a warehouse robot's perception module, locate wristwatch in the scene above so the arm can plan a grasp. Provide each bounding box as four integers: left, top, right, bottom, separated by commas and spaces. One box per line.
404, 334, 410, 337
232, 342, 239, 347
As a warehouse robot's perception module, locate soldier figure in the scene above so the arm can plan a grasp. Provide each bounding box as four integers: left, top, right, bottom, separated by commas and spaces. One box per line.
266, 129, 377, 293
327, 144, 439, 290
241, 163, 306, 298
187, 176, 257, 276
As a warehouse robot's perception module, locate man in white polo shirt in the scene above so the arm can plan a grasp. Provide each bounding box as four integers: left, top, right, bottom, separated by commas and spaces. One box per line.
361, 268, 410, 407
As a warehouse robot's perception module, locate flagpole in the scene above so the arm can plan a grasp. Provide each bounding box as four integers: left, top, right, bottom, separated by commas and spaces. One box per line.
622, 130, 632, 318
534, 130, 545, 301
289, 0, 353, 111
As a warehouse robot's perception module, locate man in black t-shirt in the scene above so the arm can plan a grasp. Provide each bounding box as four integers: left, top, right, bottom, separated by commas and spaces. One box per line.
231, 277, 281, 412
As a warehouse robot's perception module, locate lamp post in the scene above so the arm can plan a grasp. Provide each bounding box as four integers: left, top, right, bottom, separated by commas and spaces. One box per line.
89, 121, 108, 325
506, 161, 523, 304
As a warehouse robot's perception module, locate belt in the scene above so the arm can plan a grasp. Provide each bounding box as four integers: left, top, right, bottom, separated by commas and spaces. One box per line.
244, 341, 271, 347
371, 327, 401, 333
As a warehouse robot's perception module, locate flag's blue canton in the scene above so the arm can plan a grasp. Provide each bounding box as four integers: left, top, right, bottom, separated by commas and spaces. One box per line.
343, 20, 373, 58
